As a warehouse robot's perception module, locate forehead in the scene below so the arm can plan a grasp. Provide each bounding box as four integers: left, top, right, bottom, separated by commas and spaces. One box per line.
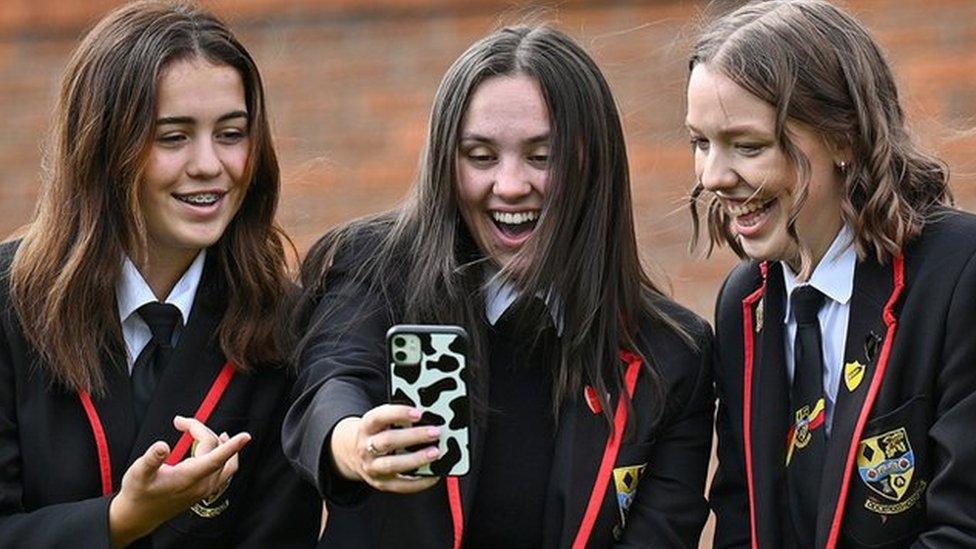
685, 64, 775, 133
155, 58, 245, 116
462, 74, 550, 136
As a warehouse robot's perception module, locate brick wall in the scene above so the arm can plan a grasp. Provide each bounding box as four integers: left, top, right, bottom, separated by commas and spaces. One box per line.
1, 1, 974, 545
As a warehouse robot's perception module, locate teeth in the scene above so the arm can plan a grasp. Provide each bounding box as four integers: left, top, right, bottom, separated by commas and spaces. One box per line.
727, 198, 772, 217
491, 211, 540, 225
178, 192, 222, 205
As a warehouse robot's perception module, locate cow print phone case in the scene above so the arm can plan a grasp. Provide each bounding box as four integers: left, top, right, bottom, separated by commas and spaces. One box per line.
387, 325, 471, 477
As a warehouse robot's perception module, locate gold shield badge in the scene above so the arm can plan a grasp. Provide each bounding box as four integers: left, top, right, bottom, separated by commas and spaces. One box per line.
612, 464, 647, 540
857, 427, 914, 501
845, 360, 865, 392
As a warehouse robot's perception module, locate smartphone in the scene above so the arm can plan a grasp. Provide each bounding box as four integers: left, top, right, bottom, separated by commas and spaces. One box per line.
387, 324, 470, 476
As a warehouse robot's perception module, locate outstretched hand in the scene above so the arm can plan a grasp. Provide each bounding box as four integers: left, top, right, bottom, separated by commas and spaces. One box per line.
108, 416, 250, 547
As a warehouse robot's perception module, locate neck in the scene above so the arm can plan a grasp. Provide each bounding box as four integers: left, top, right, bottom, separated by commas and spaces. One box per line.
133, 247, 199, 300
785, 221, 844, 280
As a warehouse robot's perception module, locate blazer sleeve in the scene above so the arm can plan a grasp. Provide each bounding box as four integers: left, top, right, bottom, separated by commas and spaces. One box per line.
618, 321, 715, 548
912, 249, 976, 547
0, 314, 113, 548
709, 274, 753, 549
281, 249, 392, 507
231, 378, 321, 548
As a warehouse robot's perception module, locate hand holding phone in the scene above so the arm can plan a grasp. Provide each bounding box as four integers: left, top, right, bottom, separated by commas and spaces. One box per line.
387, 325, 471, 477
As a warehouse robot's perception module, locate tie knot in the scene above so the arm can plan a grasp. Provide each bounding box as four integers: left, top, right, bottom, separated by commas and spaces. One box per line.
137, 302, 182, 347
791, 286, 826, 325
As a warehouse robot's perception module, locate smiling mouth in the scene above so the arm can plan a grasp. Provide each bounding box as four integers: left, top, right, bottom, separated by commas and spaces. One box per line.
491, 210, 540, 239
726, 196, 776, 228
173, 191, 226, 207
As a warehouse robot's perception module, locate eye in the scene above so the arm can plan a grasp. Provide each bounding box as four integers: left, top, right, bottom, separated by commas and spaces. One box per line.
527, 153, 549, 166
156, 132, 188, 146
689, 137, 710, 153
216, 127, 248, 144
462, 146, 496, 166
735, 143, 766, 156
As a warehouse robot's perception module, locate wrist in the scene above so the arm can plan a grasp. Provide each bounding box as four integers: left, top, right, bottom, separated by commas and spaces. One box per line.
330, 417, 363, 481
108, 493, 144, 548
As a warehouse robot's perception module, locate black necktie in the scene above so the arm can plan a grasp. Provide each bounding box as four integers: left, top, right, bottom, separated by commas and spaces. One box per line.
132, 302, 181, 426
786, 286, 828, 546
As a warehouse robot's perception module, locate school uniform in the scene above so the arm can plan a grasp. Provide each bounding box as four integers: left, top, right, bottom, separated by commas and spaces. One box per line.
710, 209, 976, 548
282, 233, 714, 548
0, 242, 321, 548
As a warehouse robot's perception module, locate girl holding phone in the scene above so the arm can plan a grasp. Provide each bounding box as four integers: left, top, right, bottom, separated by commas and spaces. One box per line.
0, 2, 319, 546
688, 1, 976, 546
284, 24, 713, 548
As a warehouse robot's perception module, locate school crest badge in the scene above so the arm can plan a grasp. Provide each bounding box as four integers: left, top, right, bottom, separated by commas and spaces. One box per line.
844, 360, 865, 392
190, 480, 231, 518
612, 464, 647, 540
857, 427, 914, 501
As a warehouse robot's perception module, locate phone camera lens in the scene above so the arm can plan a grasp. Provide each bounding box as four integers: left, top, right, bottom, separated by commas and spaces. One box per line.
395, 351, 407, 362
394, 337, 405, 347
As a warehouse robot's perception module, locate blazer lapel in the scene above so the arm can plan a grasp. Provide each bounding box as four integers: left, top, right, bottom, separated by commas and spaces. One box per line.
815, 258, 893, 547
95, 349, 140, 489
747, 262, 792, 547
127, 258, 228, 465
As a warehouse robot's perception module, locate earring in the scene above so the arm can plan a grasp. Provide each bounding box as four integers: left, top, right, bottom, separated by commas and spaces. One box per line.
837, 160, 848, 172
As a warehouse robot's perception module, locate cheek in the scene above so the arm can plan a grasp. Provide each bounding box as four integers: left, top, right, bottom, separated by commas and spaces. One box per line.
223, 144, 250, 183
143, 150, 181, 192
455, 166, 487, 208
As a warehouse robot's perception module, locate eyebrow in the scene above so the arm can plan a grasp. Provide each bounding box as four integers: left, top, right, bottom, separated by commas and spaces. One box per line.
156, 110, 249, 126
460, 133, 550, 144
685, 121, 771, 139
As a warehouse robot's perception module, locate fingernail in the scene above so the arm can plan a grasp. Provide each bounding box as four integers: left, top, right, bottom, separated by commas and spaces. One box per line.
427, 427, 441, 439
409, 408, 423, 420
426, 447, 440, 458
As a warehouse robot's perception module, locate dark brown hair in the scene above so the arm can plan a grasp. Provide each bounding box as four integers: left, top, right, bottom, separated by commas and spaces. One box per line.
296, 25, 691, 427
10, 0, 289, 394
688, 0, 952, 275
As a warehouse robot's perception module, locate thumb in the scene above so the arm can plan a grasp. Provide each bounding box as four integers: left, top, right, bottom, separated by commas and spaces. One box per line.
137, 441, 171, 477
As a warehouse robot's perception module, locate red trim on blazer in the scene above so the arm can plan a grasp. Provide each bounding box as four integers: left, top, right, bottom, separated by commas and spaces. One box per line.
571, 350, 643, 549
78, 390, 113, 496
79, 361, 237, 496
447, 477, 463, 549
740, 261, 768, 549
825, 255, 904, 548
165, 362, 236, 467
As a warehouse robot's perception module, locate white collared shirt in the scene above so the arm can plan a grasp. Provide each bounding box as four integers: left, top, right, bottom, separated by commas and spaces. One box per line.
484, 273, 562, 333
781, 224, 856, 435
116, 250, 206, 372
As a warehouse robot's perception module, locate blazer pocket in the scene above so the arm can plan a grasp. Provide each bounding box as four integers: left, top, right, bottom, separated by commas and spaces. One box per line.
843, 395, 930, 547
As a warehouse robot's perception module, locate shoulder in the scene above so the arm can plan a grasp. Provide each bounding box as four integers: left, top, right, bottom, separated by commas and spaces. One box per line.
636, 292, 711, 400
908, 208, 976, 262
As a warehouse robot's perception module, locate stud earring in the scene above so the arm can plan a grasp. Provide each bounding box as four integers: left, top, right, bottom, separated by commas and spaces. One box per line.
837, 160, 848, 172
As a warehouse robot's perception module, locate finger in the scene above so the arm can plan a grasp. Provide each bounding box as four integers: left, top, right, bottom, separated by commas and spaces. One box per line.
173, 416, 220, 455
373, 475, 440, 494
178, 432, 250, 480
363, 445, 440, 479
366, 426, 440, 457
218, 432, 230, 444
132, 441, 171, 479
214, 451, 240, 487
360, 404, 422, 435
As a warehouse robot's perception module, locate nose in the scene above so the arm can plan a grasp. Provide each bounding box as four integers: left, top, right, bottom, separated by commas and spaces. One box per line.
698, 148, 738, 193
186, 138, 223, 180
492, 157, 533, 201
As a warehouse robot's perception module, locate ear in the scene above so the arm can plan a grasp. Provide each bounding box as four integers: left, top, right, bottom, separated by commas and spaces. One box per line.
827, 134, 854, 172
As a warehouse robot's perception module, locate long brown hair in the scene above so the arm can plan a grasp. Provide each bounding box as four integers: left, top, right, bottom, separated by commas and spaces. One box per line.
296, 25, 691, 428
10, 0, 290, 394
688, 0, 952, 276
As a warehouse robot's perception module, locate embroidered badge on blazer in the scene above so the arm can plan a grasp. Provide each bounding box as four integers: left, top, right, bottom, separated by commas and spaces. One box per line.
612, 463, 647, 540
857, 427, 926, 515
190, 480, 231, 518
844, 361, 866, 392
755, 296, 764, 333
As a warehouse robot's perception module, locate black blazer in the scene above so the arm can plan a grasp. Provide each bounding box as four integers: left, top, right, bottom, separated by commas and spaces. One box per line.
710, 209, 976, 549
0, 244, 320, 548
282, 236, 714, 548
